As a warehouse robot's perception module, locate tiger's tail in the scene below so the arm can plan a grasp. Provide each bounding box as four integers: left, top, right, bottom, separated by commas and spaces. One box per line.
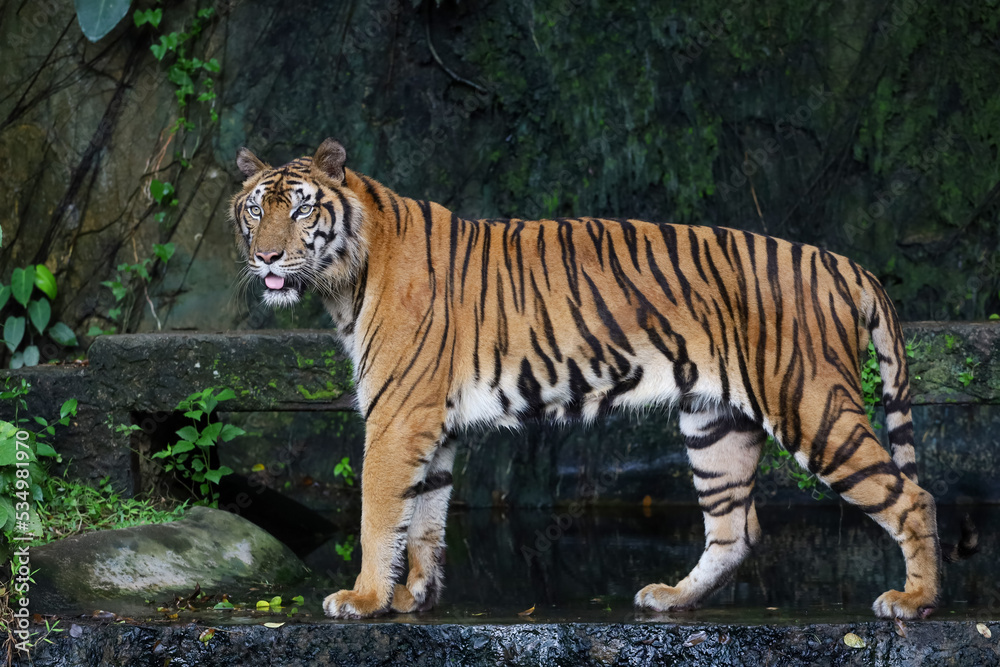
863, 274, 918, 482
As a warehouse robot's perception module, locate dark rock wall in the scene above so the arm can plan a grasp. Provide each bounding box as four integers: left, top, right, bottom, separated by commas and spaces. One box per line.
1, 0, 999, 348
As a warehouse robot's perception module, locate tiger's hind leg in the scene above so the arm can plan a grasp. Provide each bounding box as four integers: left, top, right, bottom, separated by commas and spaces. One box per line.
391, 439, 455, 613
635, 402, 765, 612
798, 397, 939, 619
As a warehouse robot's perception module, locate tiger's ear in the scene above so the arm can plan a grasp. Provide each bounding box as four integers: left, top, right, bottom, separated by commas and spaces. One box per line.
236, 147, 267, 178
312, 138, 347, 184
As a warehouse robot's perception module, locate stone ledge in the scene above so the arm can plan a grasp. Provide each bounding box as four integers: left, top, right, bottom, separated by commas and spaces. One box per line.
17, 618, 1000, 667
6, 321, 1000, 414
1, 322, 997, 496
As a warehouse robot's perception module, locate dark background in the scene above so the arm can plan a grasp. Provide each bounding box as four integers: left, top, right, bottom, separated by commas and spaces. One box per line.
1, 0, 999, 343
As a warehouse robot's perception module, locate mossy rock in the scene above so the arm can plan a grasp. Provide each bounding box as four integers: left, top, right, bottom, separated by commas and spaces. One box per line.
29, 507, 307, 606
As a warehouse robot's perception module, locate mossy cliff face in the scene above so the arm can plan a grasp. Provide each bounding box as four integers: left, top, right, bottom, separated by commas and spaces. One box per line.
0, 0, 997, 338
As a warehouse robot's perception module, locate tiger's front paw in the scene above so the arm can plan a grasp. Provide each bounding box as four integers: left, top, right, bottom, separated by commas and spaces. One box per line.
872, 589, 936, 620
323, 589, 389, 619
634, 583, 697, 612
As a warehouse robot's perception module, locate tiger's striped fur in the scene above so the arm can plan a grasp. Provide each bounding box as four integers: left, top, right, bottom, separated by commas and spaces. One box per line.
231, 139, 939, 620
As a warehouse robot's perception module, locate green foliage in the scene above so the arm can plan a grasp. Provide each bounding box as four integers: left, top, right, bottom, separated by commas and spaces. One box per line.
335, 534, 356, 562
37, 474, 187, 543
90, 243, 175, 336
333, 456, 356, 486
75, 0, 132, 42
860, 341, 883, 430
151, 387, 243, 506
0, 266, 77, 368
959, 356, 978, 388
139, 6, 220, 123
0, 378, 77, 544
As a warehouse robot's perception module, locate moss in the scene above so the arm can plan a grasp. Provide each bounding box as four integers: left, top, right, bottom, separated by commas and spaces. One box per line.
296, 382, 345, 401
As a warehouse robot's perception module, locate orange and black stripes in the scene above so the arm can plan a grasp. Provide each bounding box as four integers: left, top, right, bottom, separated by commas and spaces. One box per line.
231, 139, 940, 621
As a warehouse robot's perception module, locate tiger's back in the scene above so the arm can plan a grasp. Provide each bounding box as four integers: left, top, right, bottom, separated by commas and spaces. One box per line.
231, 139, 937, 621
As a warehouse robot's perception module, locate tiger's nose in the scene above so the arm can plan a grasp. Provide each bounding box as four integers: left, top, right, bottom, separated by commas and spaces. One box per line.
255, 250, 283, 265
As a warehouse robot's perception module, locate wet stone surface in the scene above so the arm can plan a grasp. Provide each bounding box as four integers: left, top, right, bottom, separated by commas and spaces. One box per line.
17, 506, 1000, 666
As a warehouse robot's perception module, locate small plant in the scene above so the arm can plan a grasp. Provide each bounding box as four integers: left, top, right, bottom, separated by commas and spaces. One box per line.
333, 457, 356, 486
959, 356, 978, 388
860, 341, 883, 429
137, 6, 221, 125
89, 243, 175, 336
335, 534, 356, 562
151, 387, 243, 506
0, 379, 76, 543
0, 265, 77, 368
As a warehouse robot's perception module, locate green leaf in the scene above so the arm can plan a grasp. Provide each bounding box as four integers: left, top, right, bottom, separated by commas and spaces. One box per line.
133, 7, 162, 28
172, 441, 195, 455
74, 0, 132, 42
150, 180, 175, 205
4, 316, 25, 352
0, 285, 10, 311
175, 426, 200, 442
35, 442, 58, 458
213, 600, 235, 610
153, 243, 176, 263
9, 351, 23, 370
198, 422, 223, 445
11, 266, 35, 307
34, 265, 57, 301
0, 499, 8, 530
27, 299, 51, 334
60, 398, 78, 419
220, 424, 246, 442
22, 345, 40, 367
48, 322, 79, 347
214, 388, 236, 402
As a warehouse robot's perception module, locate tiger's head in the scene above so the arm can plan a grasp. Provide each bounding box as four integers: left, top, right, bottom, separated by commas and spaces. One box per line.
230, 138, 367, 308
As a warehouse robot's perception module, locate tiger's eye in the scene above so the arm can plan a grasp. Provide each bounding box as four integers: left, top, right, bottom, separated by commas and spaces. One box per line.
298, 205, 313, 217
249, 205, 262, 217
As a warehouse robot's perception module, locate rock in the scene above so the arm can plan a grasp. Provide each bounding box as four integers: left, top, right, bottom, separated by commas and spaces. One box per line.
31, 507, 307, 606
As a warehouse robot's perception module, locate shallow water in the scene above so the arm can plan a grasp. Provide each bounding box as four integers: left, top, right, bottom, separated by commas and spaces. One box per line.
41, 505, 999, 625
298, 504, 998, 623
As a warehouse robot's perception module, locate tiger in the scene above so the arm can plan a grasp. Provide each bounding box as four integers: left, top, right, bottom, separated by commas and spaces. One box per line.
230, 138, 941, 620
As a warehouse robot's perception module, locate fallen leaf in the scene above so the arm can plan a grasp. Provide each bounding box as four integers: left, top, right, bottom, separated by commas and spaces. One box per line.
517, 605, 535, 616
718, 632, 730, 645
683, 631, 708, 648
977, 623, 992, 638
252, 463, 266, 472
256, 600, 271, 610
214, 601, 235, 610
894, 618, 907, 638
263, 622, 285, 628
765, 607, 778, 611
470, 612, 486, 617
270, 596, 283, 608
844, 632, 866, 649
199, 628, 216, 643
69, 624, 83, 638
291, 595, 305, 605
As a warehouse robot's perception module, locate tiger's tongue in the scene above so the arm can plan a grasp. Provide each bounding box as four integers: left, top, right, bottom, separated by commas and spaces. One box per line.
264, 274, 285, 290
